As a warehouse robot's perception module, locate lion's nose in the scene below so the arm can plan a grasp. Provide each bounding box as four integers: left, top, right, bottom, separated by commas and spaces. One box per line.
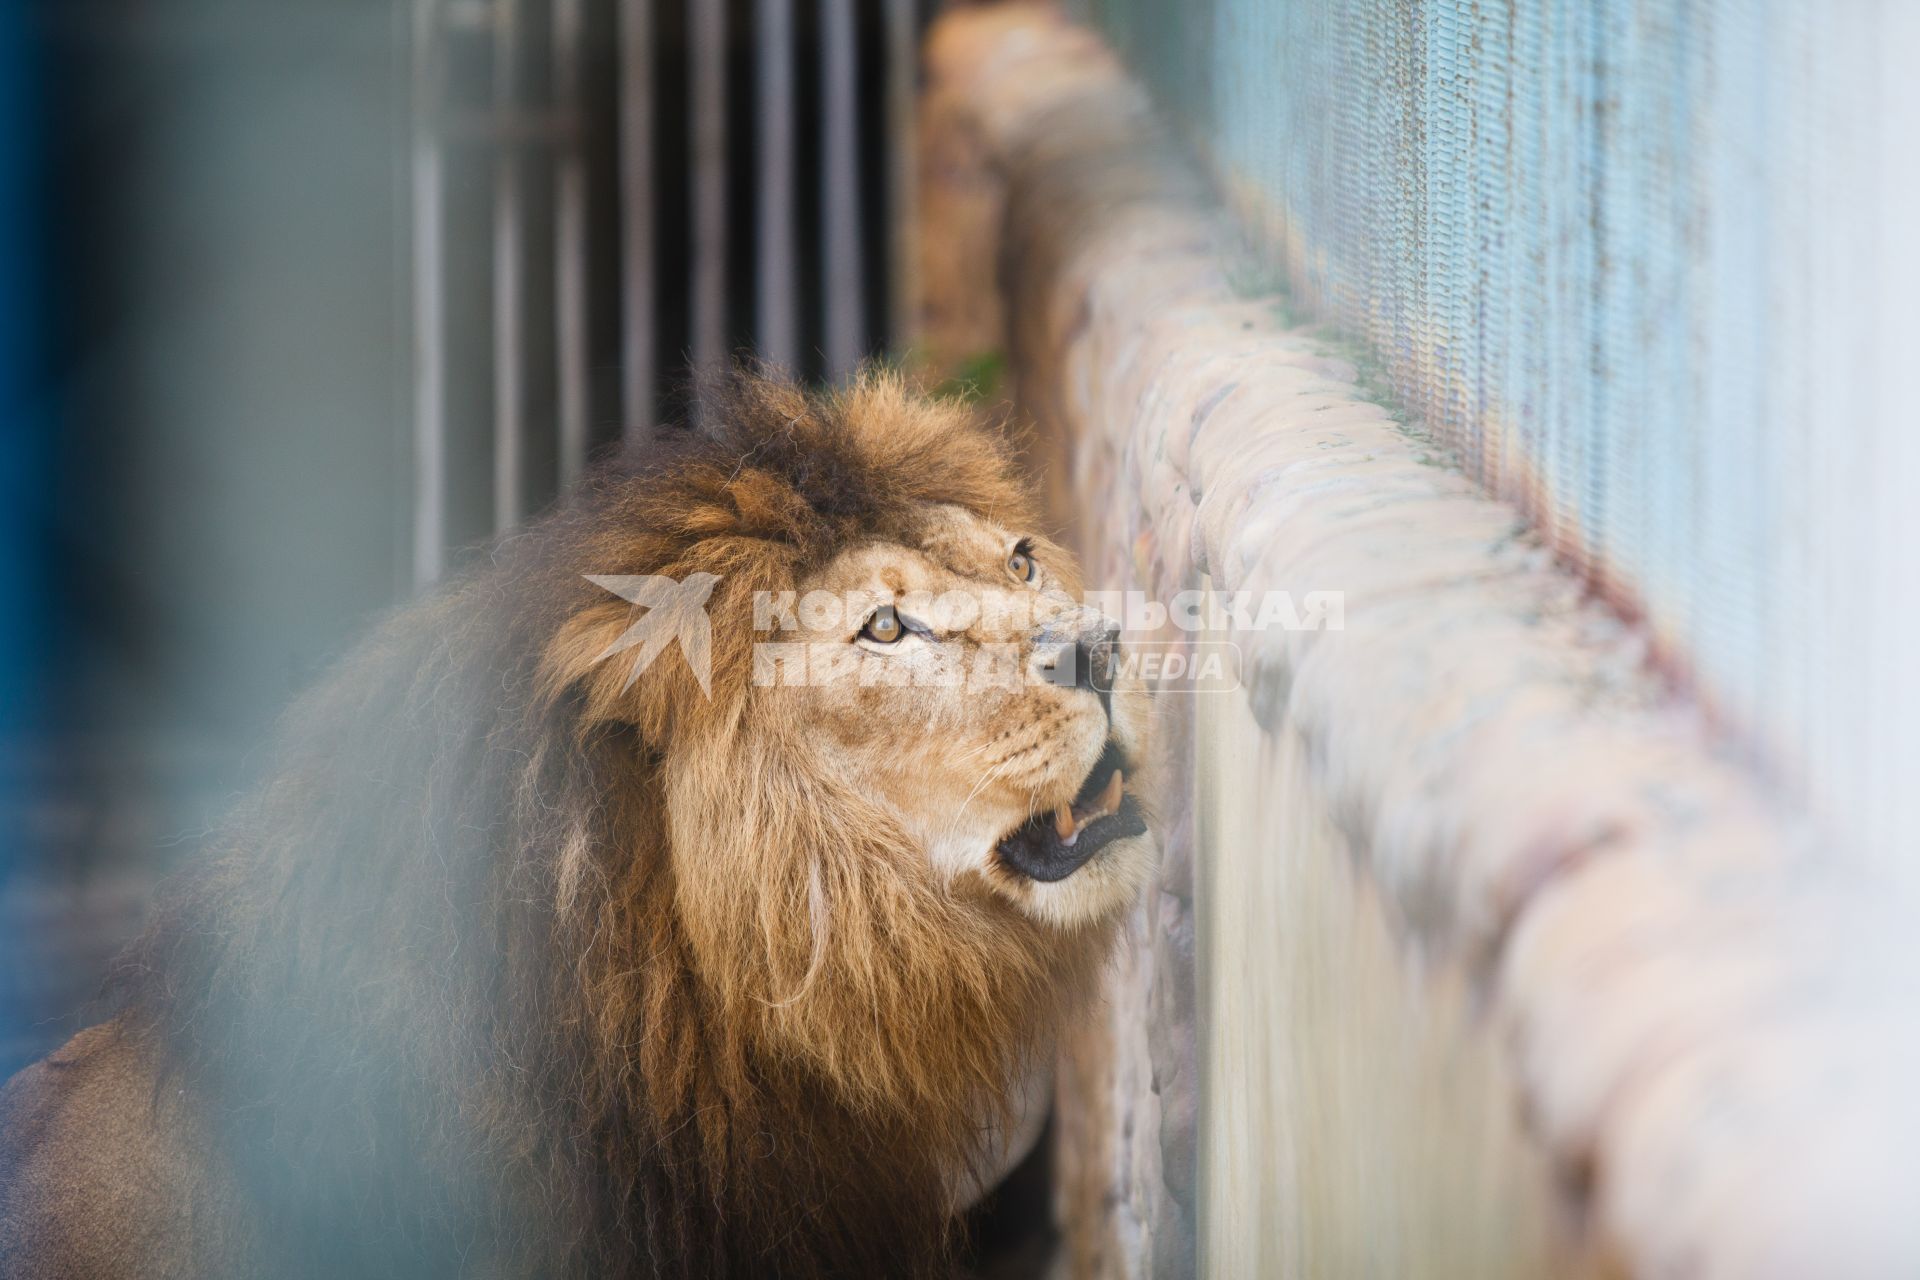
1076, 634, 1117, 701
1042, 625, 1120, 717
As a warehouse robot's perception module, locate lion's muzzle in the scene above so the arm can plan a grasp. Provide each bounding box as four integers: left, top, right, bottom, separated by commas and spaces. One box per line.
994, 740, 1146, 882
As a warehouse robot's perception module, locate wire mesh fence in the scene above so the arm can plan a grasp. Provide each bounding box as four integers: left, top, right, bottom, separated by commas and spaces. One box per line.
1079, 0, 1920, 882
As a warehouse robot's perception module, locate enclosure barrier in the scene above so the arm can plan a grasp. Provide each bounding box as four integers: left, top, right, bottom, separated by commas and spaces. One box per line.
918, 8, 1920, 1278
407, 0, 924, 585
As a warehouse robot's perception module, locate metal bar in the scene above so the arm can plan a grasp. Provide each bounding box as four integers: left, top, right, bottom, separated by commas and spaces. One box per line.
411, 0, 447, 587
755, 0, 798, 371
553, 0, 589, 488
618, 0, 653, 437
883, 0, 917, 354
690, 0, 727, 377
491, 0, 526, 530
820, 0, 863, 379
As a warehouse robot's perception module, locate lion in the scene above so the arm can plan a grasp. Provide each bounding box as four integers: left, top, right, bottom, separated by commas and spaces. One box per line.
0, 372, 1155, 1279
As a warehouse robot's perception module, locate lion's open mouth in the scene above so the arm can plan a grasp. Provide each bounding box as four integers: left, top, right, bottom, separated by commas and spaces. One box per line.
994, 741, 1148, 883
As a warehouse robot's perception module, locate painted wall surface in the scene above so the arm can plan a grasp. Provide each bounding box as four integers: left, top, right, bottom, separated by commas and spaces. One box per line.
0, 0, 406, 1077
1193, 694, 1579, 1279
1080, 0, 1920, 892
922, 8, 1920, 1278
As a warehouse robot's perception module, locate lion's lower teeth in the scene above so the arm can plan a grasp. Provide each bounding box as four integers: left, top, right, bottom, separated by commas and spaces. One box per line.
1051, 770, 1127, 847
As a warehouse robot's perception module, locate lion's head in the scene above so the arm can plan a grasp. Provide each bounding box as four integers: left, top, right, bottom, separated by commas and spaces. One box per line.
115, 371, 1154, 1277
540, 369, 1154, 1111
553, 388, 1152, 910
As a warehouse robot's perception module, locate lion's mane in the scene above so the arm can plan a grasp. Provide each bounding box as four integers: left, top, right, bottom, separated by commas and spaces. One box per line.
108, 374, 1112, 1278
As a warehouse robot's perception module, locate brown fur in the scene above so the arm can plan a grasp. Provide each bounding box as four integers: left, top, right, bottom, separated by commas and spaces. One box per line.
0, 374, 1138, 1279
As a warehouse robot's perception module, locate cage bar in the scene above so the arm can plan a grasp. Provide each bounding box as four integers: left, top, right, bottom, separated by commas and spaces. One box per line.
490, 0, 527, 530
618, 0, 653, 437
411, 0, 447, 587
820, 0, 862, 379
690, 0, 727, 377
884, 0, 917, 353
756, 0, 799, 372
553, 0, 590, 489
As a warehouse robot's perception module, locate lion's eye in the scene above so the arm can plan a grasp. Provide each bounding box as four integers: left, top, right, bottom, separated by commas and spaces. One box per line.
1008, 548, 1036, 582
861, 606, 905, 645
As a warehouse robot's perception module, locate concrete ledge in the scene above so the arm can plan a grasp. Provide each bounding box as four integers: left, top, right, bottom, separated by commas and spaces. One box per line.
920, 7, 1920, 1277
